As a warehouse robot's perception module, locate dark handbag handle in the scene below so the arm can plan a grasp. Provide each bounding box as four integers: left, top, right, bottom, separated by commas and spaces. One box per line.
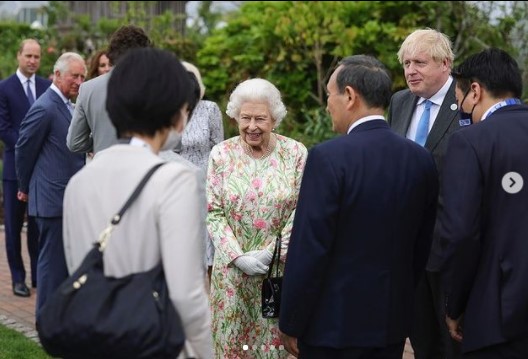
266, 234, 282, 279
98, 162, 165, 250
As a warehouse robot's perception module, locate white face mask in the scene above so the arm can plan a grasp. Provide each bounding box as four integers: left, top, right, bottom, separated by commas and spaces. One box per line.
160, 108, 188, 152
160, 128, 183, 152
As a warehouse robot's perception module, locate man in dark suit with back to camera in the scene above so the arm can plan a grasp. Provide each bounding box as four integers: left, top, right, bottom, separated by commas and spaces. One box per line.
279, 55, 438, 358
16, 52, 86, 320
0, 38, 51, 297
440, 48, 528, 358
387, 28, 463, 359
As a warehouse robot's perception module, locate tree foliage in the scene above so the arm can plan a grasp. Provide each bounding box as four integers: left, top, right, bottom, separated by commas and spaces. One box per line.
0, 1, 524, 148
196, 1, 521, 144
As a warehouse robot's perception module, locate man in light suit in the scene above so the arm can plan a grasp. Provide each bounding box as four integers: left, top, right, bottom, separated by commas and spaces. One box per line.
0, 39, 51, 297
15, 52, 86, 320
387, 28, 463, 359
440, 48, 528, 358
66, 25, 151, 155
279, 55, 438, 359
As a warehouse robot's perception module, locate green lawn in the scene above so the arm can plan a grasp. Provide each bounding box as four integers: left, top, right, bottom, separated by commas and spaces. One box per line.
0, 324, 52, 358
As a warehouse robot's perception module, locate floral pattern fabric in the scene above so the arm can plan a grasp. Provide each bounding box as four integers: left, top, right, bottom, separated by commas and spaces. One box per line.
207, 134, 307, 358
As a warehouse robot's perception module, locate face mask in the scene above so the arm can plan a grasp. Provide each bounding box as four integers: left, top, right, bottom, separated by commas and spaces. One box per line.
458, 88, 476, 125
160, 109, 188, 152
160, 129, 183, 152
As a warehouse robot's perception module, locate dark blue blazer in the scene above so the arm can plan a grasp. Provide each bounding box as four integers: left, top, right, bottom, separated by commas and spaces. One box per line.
0, 74, 51, 180
15, 87, 84, 218
279, 120, 438, 348
440, 105, 528, 352
388, 81, 462, 270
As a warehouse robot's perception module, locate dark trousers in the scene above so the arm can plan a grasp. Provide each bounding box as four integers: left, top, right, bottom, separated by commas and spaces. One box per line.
298, 340, 405, 359
463, 335, 528, 359
35, 217, 68, 321
410, 270, 462, 359
3, 180, 39, 285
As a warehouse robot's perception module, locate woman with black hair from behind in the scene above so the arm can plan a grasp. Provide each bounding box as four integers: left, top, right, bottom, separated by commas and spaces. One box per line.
62, 48, 213, 358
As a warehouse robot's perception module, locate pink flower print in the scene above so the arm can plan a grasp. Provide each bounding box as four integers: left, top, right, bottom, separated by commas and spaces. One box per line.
226, 287, 235, 298
253, 218, 267, 229
211, 175, 220, 186
252, 178, 262, 189
270, 158, 278, 168
230, 212, 242, 221
245, 191, 256, 202
230, 194, 239, 202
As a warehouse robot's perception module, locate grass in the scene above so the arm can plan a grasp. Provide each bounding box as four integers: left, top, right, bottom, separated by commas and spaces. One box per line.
0, 324, 52, 359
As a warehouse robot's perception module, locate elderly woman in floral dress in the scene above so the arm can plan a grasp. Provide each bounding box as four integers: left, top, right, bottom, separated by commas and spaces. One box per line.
206, 78, 307, 358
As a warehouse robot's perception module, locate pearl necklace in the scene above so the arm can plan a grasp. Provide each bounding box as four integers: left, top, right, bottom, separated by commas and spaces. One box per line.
241, 134, 276, 160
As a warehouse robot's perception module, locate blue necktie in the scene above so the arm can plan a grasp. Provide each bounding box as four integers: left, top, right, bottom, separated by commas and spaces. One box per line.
26, 79, 35, 105
415, 100, 432, 146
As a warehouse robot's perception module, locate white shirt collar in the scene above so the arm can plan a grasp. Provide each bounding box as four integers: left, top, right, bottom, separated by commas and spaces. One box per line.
347, 115, 385, 134
50, 83, 69, 104
16, 69, 35, 84
417, 76, 453, 107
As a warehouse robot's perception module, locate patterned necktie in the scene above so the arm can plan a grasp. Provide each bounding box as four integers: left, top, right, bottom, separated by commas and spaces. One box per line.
415, 100, 432, 146
66, 101, 74, 116
26, 79, 35, 105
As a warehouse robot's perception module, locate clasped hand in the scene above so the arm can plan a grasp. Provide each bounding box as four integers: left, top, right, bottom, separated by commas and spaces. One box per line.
234, 252, 270, 275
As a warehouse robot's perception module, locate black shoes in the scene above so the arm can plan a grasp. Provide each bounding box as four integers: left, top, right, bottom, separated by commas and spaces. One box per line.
13, 282, 31, 297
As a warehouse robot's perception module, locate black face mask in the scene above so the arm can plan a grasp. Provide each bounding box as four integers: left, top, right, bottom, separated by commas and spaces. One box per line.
458, 88, 476, 125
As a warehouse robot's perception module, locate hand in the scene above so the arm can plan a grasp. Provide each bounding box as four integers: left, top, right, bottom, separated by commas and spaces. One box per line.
445, 315, 463, 342
245, 248, 273, 266
233, 255, 268, 275
17, 191, 28, 202
279, 330, 299, 357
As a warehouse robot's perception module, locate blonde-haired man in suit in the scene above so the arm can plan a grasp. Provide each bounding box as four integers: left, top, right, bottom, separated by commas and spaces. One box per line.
387, 28, 463, 359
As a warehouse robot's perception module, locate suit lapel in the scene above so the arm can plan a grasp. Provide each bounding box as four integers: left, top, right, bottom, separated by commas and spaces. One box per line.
393, 92, 418, 137
48, 89, 72, 123
425, 81, 459, 152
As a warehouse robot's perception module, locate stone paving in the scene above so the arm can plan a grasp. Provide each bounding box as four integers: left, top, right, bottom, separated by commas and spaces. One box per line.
0, 228, 414, 357
0, 227, 40, 345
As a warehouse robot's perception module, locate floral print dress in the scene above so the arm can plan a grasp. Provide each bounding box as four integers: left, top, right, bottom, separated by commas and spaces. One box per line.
207, 134, 307, 358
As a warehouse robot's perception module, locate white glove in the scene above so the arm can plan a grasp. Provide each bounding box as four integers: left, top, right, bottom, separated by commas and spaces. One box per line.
233, 255, 268, 275
245, 248, 274, 266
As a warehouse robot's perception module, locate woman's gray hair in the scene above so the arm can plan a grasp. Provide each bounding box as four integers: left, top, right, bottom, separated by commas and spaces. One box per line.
226, 78, 287, 127
53, 52, 86, 74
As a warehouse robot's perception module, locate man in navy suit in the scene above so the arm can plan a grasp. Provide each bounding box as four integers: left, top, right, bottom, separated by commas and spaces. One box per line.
0, 39, 51, 297
440, 48, 528, 358
15, 52, 86, 319
279, 55, 439, 358
387, 28, 463, 359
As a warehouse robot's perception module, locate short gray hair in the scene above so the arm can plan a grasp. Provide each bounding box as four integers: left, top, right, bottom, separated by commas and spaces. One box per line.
53, 52, 86, 75
226, 78, 287, 127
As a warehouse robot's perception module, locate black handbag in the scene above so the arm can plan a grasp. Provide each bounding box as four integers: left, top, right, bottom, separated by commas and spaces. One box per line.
37, 163, 186, 359
261, 234, 283, 319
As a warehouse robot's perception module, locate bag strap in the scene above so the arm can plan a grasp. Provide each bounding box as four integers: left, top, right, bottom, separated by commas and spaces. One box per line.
266, 234, 282, 279
98, 162, 165, 250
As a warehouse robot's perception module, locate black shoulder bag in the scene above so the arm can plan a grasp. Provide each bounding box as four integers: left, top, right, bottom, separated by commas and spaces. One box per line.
261, 234, 283, 318
37, 163, 186, 359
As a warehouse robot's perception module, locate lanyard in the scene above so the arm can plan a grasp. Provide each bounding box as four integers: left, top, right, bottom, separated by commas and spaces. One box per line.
483, 98, 522, 120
